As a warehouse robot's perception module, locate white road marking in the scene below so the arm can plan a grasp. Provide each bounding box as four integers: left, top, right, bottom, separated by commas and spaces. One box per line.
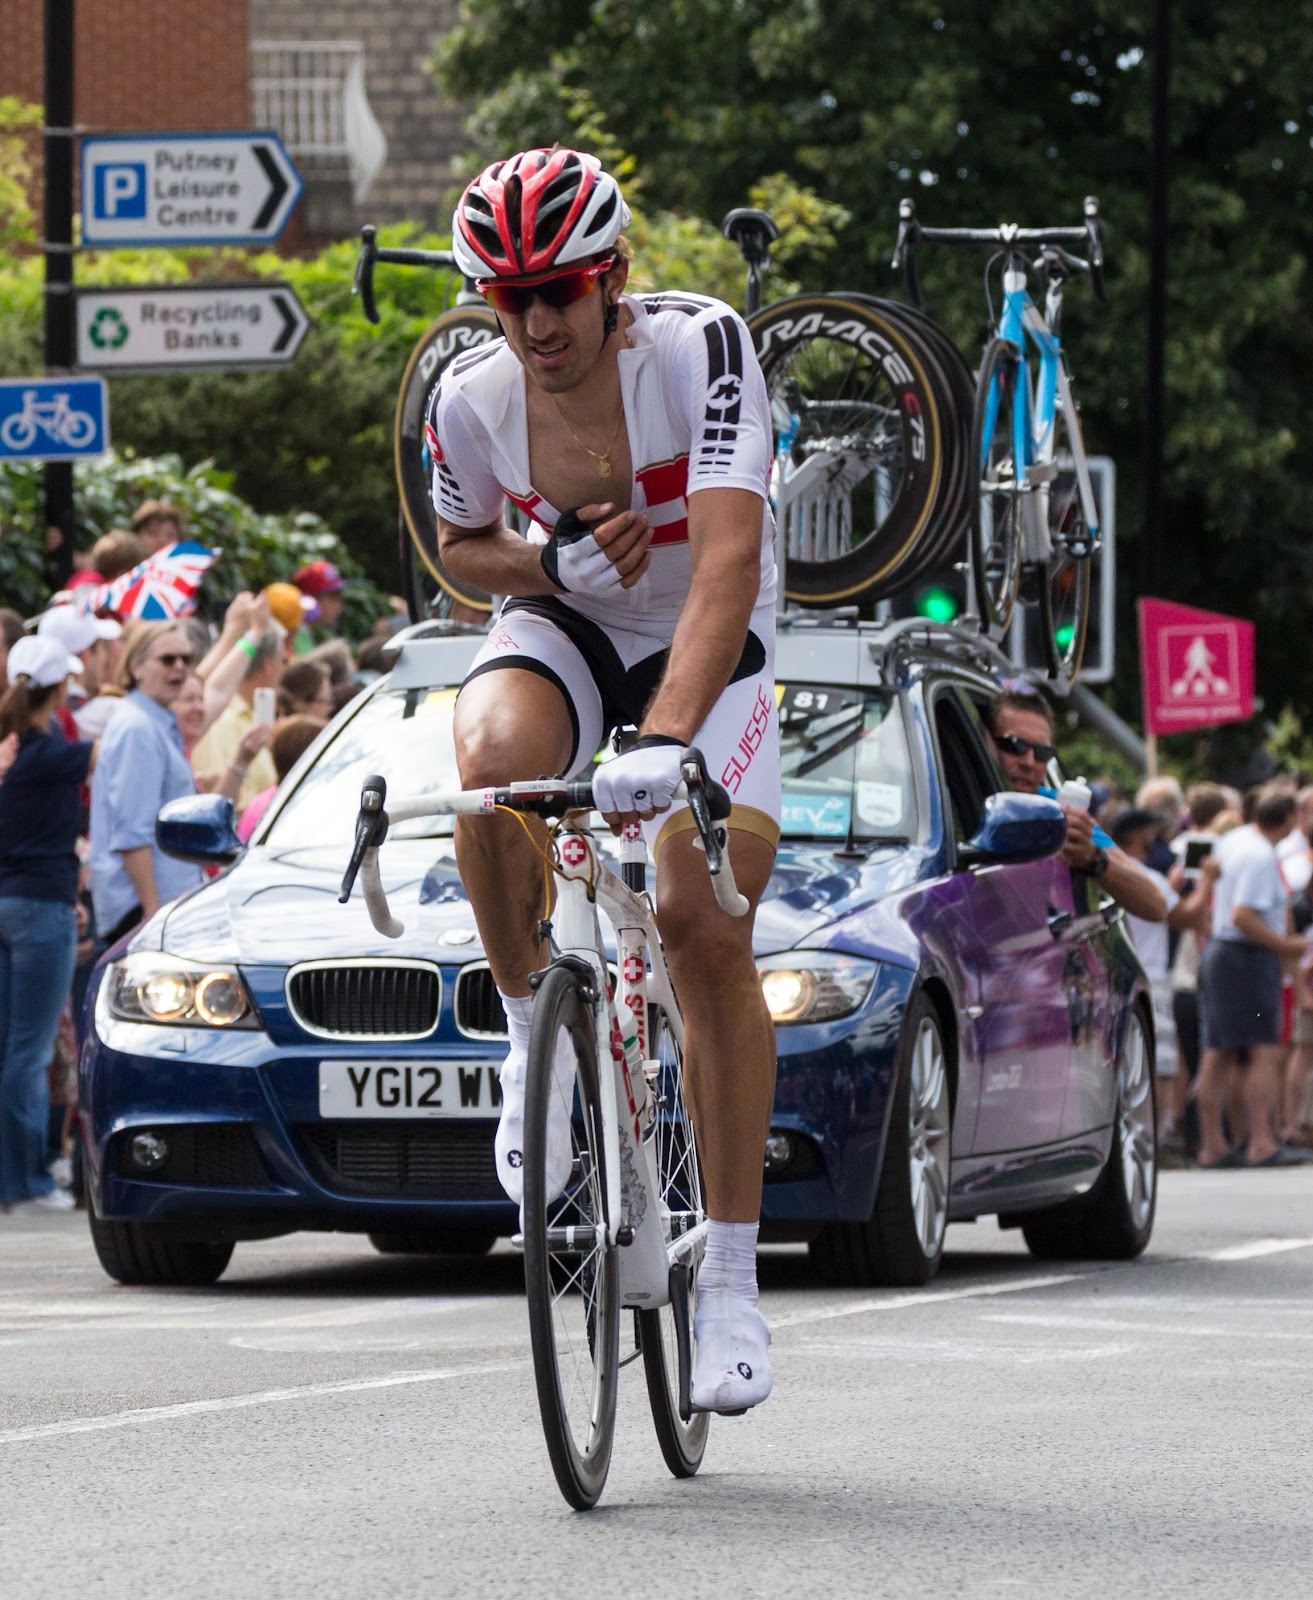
984, 1312, 1313, 1341
0, 1361, 525, 1448
1198, 1236, 1313, 1262
771, 1272, 1081, 1331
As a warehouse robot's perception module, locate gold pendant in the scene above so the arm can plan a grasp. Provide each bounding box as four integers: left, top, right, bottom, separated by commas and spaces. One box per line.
598, 457, 612, 477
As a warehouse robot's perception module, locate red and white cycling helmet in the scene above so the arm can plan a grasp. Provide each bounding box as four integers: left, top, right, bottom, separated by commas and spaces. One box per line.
451, 148, 631, 280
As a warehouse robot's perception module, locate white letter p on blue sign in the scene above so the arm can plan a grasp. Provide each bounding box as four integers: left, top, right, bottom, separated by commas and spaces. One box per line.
94, 162, 147, 220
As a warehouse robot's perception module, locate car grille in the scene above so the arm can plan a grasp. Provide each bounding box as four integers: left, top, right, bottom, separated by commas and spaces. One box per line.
115, 1123, 271, 1188
297, 1121, 503, 1200
287, 962, 441, 1039
452, 963, 507, 1039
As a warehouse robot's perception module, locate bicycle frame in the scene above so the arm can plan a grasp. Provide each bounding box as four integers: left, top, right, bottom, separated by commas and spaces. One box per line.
983, 264, 1102, 566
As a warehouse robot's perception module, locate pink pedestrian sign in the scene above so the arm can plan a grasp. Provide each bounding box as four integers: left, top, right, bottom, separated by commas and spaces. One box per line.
1137, 598, 1255, 736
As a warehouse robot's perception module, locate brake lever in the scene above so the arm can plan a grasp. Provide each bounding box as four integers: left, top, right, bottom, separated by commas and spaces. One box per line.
339, 774, 389, 903
353, 224, 380, 325
679, 747, 732, 876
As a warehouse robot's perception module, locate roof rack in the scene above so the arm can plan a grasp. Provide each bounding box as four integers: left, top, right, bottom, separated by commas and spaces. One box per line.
865, 616, 1017, 680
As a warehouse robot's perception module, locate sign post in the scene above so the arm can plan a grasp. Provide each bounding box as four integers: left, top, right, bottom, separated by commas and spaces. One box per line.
80, 132, 302, 248
76, 283, 311, 372
1137, 598, 1256, 767
44, 0, 76, 588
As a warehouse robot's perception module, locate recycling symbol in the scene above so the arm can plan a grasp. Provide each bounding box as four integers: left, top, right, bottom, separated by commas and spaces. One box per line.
89, 308, 129, 350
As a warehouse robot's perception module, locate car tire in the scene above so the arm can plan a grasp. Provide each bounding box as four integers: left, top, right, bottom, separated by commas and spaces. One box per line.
367, 1231, 497, 1256
810, 991, 953, 1287
1020, 1005, 1158, 1261
88, 1215, 234, 1287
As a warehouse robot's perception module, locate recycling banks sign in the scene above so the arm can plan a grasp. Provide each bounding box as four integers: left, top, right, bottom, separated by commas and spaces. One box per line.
80, 133, 302, 247
1138, 598, 1255, 736
76, 283, 311, 372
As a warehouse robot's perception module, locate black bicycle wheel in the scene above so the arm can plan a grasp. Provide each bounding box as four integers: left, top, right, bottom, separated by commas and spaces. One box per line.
749, 294, 948, 605
1036, 393, 1092, 684
523, 962, 619, 1511
969, 338, 1024, 634
638, 1002, 710, 1478
394, 305, 499, 616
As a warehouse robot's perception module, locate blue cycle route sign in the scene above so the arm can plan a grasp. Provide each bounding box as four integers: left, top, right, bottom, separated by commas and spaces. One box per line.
0, 377, 109, 462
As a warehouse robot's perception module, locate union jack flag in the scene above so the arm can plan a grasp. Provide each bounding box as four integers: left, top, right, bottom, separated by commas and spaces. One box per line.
81, 541, 215, 621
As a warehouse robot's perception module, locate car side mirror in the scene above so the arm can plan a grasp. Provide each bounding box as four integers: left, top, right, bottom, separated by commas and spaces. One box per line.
156, 793, 243, 866
956, 792, 1066, 869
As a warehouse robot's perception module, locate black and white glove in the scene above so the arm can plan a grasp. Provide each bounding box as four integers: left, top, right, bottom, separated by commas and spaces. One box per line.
539, 531, 625, 595
593, 735, 685, 819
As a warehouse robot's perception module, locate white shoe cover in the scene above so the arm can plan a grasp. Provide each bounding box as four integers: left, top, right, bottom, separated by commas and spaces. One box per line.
690, 1287, 773, 1413
494, 1035, 575, 1206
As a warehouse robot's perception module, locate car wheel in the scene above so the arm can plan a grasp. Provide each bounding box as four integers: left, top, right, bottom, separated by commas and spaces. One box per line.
811, 990, 953, 1287
88, 1216, 234, 1287
1020, 1005, 1157, 1261
367, 1231, 498, 1256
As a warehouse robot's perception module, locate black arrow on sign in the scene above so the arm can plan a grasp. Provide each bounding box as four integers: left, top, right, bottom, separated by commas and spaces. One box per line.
252, 143, 289, 232
271, 293, 300, 354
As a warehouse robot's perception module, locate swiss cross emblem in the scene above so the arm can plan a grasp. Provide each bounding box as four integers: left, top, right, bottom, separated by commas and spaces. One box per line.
560, 835, 588, 868
622, 822, 643, 843
423, 421, 444, 464
622, 954, 645, 986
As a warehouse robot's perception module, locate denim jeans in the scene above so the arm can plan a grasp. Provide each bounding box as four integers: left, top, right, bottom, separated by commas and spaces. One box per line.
0, 897, 77, 1204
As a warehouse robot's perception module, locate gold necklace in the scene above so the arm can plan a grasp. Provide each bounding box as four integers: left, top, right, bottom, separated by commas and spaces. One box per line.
551, 399, 626, 477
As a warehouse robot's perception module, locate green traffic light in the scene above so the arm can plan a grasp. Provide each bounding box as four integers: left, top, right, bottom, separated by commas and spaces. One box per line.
1054, 623, 1075, 650
915, 586, 960, 623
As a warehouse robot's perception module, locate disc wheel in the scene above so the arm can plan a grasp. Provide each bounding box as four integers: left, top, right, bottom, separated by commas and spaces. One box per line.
969, 338, 1024, 635
638, 1003, 709, 1478
394, 305, 500, 618
749, 294, 947, 605
523, 962, 619, 1511
1037, 395, 1092, 685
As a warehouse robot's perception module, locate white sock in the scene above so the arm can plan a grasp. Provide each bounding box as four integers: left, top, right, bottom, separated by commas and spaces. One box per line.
500, 992, 534, 1062
699, 1221, 759, 1301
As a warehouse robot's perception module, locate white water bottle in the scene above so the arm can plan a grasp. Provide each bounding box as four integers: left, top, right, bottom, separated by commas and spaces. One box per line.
1056, 775, 1093, 812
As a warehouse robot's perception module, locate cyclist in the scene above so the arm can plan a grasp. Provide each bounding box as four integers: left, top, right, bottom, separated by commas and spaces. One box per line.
428, 148, 779, 1414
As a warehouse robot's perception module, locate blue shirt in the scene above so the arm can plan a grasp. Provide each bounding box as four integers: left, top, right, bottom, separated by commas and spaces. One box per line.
90, 690, 202, 930
0, 728, 94, 904
1039, 784, 1113, 850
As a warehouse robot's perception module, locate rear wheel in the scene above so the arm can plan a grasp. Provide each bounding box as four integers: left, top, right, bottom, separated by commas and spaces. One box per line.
523, 963, 619, 1511
88, 1216, 234, 1287
1037, 395, 1092, 684
638, 1002, 709, 1478
969, 338, 1024, 634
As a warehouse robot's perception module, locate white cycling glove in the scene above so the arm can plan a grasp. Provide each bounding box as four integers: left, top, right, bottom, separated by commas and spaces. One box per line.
539, 530, 625, 595
593, 736, 685, 818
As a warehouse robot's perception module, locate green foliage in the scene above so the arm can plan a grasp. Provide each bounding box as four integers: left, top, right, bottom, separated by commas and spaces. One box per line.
0, 98, 40, 250
433, 0, 1313, 727
0, 450, 388, 638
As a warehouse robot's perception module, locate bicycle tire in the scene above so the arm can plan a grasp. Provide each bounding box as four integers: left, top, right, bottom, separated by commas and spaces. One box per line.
1036, 395, 1092, 684
749, 294, 948, 605
523, 961, 619, 1511
969, 338, 1024, 634
638, 1001, 710, 1478
394, 305, 500, 616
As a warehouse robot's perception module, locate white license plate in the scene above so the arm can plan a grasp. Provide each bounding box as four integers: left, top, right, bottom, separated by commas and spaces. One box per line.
318, 1061, 501, 1119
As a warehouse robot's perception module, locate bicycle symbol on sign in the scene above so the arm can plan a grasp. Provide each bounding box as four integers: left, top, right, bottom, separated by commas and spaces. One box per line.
0, 389, 98, 451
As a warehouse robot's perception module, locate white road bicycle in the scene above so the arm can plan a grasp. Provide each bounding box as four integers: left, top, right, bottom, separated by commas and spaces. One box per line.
338, 750, 748, 1510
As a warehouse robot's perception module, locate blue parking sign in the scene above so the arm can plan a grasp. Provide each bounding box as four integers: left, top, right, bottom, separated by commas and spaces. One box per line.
93, 161, 148, 221
0, 377, 109, 462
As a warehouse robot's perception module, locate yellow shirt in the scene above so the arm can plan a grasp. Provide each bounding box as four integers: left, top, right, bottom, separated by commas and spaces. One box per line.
191, 697, 277, 811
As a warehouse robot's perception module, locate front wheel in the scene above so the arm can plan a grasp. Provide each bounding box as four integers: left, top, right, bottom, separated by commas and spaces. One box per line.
1036, 395, 1092, 684
969, 338, 1024, 634
523, 962, 619, 1511
88, 1216, 234, 1286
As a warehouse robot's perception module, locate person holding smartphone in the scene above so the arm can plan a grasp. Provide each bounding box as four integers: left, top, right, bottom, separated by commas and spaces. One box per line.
188, 624, 281, 808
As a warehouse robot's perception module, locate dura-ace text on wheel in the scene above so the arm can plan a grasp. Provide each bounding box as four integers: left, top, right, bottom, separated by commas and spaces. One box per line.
749, 294, 948, 605
522, 962, 620, 1511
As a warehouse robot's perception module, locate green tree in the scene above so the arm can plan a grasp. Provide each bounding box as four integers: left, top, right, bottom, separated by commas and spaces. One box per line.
434, 0, 1313, 727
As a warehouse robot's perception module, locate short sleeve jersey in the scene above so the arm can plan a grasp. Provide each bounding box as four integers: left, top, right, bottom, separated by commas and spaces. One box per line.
1211, 824, 1287, 941
423, 292, 778, 640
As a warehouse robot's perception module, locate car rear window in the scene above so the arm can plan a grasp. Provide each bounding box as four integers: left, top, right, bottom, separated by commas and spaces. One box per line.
779, 685, 915, 841
262, 686, 464, 845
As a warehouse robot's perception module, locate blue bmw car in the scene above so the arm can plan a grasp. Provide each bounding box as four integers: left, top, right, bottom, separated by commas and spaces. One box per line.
81, 617, 1156, 1288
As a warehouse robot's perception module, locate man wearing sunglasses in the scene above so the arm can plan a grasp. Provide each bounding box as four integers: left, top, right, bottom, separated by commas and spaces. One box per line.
427, 148, 780, 1414
985, 684, 1166, 921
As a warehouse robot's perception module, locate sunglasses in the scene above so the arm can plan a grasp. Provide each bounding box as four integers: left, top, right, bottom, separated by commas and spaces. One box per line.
477, 257, 615, 317
149, 652, 195, 669
994, 732, 1058, 763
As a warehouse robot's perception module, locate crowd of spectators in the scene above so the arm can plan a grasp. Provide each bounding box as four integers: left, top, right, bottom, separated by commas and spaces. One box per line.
0, 505, 400, 1212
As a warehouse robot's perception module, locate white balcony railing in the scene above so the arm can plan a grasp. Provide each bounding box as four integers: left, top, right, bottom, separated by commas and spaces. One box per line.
250, 41, 388, 203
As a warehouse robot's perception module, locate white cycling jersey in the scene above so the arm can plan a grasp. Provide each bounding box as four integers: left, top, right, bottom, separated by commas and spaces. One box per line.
424, 291, 778, 639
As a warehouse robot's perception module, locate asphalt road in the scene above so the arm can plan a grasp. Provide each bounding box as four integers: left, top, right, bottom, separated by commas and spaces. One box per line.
4, 1171, 1312, 1599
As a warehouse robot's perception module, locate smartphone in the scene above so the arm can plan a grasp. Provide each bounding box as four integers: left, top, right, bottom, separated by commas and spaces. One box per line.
1183, 836, 1214, 870
252, 687, 277, 727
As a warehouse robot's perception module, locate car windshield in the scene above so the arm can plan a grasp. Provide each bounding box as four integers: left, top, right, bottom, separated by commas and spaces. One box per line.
779, 684, 914, 841
263, 685, 463, 846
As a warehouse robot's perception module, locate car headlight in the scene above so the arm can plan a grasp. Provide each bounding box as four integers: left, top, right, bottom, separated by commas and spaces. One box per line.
105, 953, 257, 1029
756, 952, 878, 1024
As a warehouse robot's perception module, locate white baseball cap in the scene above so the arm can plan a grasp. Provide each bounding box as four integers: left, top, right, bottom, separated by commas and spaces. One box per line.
37, 604, 122, 655
7, 634, 84, 688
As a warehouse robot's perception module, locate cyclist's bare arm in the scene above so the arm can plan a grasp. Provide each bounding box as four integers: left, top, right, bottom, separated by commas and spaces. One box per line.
438, 504, 654, 596
640, 486, 767, 743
